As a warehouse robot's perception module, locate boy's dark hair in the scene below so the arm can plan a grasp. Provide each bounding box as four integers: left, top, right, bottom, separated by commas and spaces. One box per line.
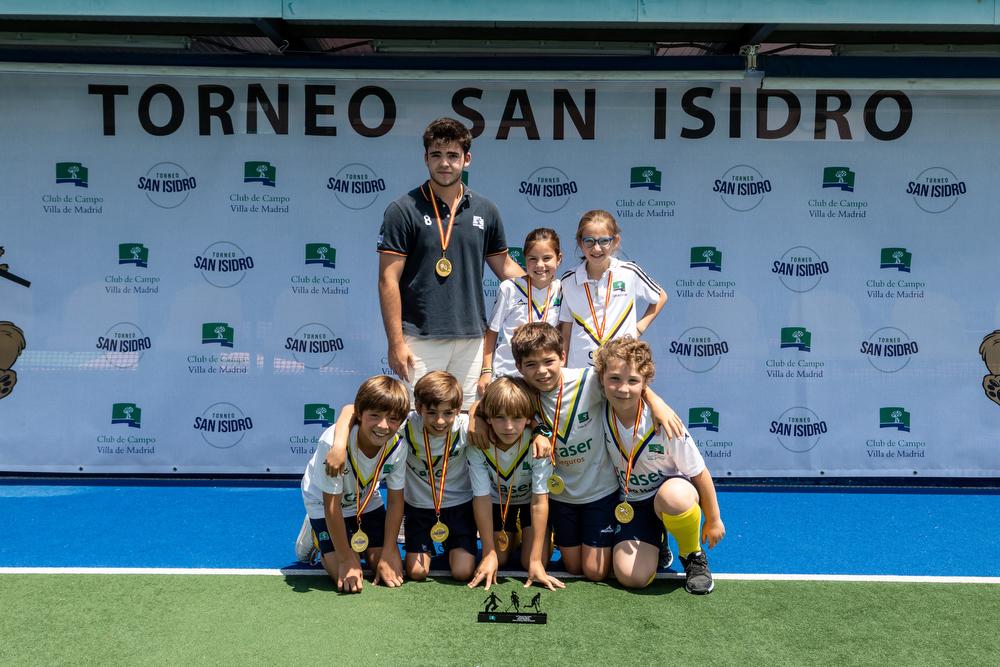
510, 322, 563, 366
413, 370, 463, 411
423, 117, 472, 154
480, 376, 535, 420
354, 375, 410, 422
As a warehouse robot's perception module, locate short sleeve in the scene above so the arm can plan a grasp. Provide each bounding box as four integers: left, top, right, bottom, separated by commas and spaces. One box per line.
631, 263, 662, 306
467, 447, 492, 497
483, 200, 507, 256
327, 473, 343, 495
385, 444, 407, 491
377, 200, 412, 255
558, 280, 575, 323
530, 456, 553, 494
488, 280, 513, 333
668, 431, 707, 478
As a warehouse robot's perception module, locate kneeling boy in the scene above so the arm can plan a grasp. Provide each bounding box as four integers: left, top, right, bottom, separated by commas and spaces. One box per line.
509, 323, 685, 582
594, 337, 725, 594
300, 375, 409, 593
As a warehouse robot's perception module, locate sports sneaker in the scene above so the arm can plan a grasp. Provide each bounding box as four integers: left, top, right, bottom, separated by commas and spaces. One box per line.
658, 540, 674, 570
680, 551, 714, 595
294, 515, 318, 564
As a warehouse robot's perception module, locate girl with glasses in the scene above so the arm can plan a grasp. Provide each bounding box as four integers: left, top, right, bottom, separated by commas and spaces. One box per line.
558, 209, 668, 369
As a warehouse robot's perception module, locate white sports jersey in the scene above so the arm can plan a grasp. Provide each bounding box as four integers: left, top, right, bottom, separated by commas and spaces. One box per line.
603, 401, 706, 502
300, 424, 406, 520
559, 256, 661, 369
487, 276, 562, 377
402, 411, 473, 509
536, 367, 619, 504
468, 431, 552, 505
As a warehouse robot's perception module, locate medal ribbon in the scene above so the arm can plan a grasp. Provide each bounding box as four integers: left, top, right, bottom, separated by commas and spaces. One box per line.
584, 271, 613, 343
422, 425, 453, 518
525, 276, 552, 324
350, 437, 393, 527
611, 399, 646, 500
493, 443, 516, 531
544, 377, 565, 466
427, 182, 461, 259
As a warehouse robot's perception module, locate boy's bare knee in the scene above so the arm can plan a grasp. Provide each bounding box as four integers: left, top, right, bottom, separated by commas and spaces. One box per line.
616, 570, 652, 589
583, 563, 609, 582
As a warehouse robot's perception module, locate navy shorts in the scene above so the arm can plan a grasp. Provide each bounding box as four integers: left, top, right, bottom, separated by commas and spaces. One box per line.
613, 495, 665, 547
492, 502, 533, 533
404, 501, 478, 556
549, 490, 618, 549
309, 505, 387, 555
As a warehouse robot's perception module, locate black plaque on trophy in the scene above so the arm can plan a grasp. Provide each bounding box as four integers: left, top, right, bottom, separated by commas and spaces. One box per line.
477, 591, 547, 624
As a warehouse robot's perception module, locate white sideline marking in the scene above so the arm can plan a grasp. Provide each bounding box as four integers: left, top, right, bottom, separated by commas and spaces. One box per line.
1, 567, 998, 584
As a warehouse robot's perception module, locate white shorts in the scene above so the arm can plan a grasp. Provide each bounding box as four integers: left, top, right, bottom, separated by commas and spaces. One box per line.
404, 335, 484, 410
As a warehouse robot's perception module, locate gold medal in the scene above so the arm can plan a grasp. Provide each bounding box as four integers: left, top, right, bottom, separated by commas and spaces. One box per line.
350, 529, 369, 553
430, 520, 450, 543
435, 257, 453, 277
547, 474, 565, 495
496, 530, 510, 551
615, 501, 635, 524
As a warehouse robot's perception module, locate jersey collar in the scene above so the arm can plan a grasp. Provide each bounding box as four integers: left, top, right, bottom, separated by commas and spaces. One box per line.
573, 255, 622, 285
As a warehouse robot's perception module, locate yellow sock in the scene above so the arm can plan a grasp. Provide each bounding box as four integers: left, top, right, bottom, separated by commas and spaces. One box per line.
661, 504, 702, 558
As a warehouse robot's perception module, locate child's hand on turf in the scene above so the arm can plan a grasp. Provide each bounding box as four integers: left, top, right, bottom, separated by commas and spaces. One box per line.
702, 517, 726, 549
524, 561, 565, 591
467, 551, 499, 590
374, 548, 404, 587
338, 555, 365, 593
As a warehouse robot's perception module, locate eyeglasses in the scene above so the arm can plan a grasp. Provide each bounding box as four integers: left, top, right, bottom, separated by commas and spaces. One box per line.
581, 236, 614, 249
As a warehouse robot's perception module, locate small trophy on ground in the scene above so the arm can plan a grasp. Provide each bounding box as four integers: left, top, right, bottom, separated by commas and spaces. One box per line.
477, 590, 547, 624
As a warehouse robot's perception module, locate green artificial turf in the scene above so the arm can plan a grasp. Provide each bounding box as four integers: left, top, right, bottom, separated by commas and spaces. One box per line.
2, 574, 998, 666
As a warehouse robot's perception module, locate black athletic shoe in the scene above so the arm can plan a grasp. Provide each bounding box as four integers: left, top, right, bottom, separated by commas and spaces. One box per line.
658, 541, 674, 570
680, 551, 714, 595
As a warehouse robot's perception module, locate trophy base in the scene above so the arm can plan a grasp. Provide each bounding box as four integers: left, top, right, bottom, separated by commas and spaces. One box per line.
477, 612, 547, 625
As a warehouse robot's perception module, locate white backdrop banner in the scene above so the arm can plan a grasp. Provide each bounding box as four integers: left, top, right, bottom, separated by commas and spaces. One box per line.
1, 66, 998, 476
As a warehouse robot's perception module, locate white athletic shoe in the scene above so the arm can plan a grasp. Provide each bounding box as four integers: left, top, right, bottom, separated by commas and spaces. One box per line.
294, 514, 318, 564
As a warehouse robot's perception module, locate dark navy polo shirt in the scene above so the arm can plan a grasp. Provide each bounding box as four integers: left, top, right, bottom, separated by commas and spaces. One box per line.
377, 182, 508, 338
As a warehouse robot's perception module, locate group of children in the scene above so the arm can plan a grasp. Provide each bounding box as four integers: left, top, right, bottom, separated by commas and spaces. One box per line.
297, 209, 726, 595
